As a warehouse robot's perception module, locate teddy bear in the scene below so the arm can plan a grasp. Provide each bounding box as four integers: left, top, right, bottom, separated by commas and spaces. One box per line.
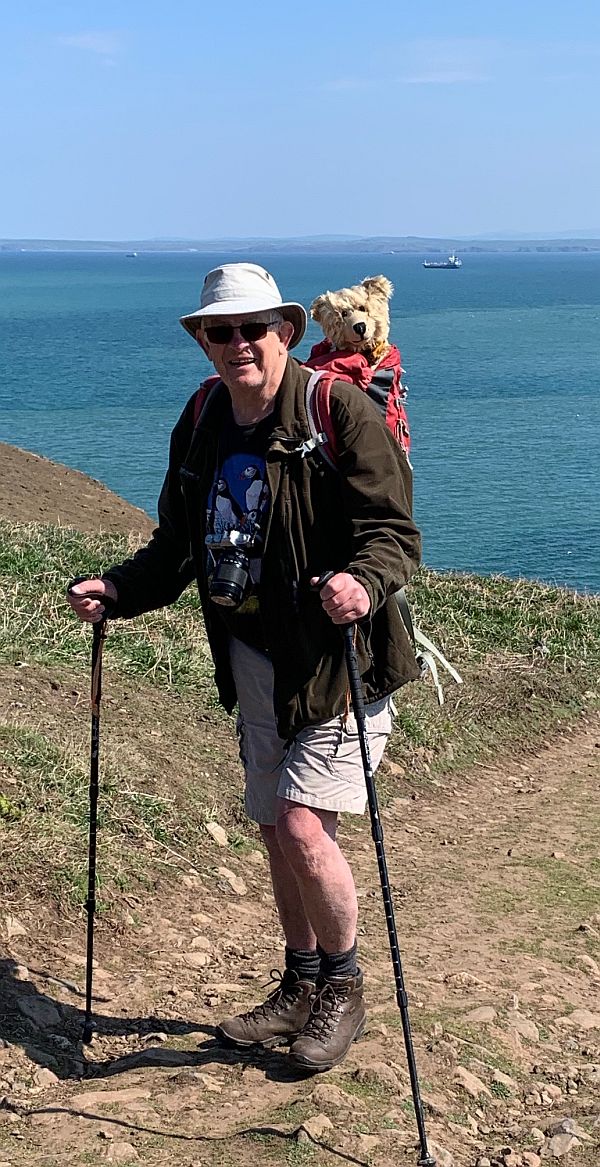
304, 274, 410, 455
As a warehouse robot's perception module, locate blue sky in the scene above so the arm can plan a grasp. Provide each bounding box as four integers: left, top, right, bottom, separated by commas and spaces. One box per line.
2, 1, 600, 239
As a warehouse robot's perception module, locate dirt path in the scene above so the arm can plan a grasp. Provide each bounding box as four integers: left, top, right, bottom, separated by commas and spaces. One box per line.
1, 716, 599, 1167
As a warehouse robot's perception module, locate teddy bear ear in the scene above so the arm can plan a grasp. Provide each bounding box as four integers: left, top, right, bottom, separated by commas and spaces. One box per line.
309, 294, 328, 322
361, 275, 394, 300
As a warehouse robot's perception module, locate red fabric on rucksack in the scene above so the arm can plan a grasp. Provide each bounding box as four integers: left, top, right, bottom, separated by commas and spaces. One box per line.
303, 341, 411, 457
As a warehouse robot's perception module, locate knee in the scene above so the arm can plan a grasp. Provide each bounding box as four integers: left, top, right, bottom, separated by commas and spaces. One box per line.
275, 806, 328, 876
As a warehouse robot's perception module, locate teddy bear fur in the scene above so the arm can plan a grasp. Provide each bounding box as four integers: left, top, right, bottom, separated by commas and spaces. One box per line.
309, 274, 394, 365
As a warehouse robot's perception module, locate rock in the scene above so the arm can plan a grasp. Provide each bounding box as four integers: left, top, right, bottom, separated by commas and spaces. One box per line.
353, 1062, 400, 1089
427, 1140, 453, 1166
467, 1007, 497, 1024
500, 1150, 522, 1166
17, 996, 61, 1029
195, 1073, 222, 1093
556, 1009, 600, 1030
309, 1082, 359, 1110
3, 916, 28, 939
476, 1159, 492, 1167
299, 1114, 333, 1141
184, 952, 212, 968
190, 934, 211, 950
493, 1069, 518, 1091
246, 849, 266, 865
33, 1068, 59, 1088
190, 912, 212, 925
103, 1141, 140, 1162
544, 1133, 581, 1157
540, 1084, 562, 1104
217, 867, 247, 896
453, 1066, 492, 1099
205, 821, 228, 847
507, 1011, 540, 1042
142, 1032, 168, 1044
522, 1154, 542, 1167
356, 1133, 380, 1154
544, 1118, 590, 1141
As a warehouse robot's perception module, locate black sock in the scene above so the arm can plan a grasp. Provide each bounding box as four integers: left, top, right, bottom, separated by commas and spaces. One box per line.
318, 940, 358, 980
285, 946, 320, 983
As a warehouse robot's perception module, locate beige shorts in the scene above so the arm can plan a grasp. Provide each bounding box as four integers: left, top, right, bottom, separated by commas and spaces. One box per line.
229, 637, 393, 826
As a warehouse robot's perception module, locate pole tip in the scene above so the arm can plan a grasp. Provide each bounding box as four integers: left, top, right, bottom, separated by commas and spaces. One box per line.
417, 1155, 436, 1167
82, 1023, 94, 1045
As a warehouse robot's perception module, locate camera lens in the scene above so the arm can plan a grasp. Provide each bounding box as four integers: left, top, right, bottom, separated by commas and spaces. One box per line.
209, 548, 250, 608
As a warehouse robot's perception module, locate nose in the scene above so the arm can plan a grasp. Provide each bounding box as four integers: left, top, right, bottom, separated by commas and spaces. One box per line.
353, 321, 366, 338
228, 327, 250, 348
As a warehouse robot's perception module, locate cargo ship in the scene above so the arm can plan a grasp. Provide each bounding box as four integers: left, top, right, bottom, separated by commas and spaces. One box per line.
423, 253, 462, 269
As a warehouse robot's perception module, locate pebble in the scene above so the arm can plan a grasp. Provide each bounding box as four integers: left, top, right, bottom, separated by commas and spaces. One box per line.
298, 1113, 333, 1141
453, 1066, 492, 1099
353, 1062, 400, 1089
217, 867, 247, 896
426, 1141, 453, 1166
545, 1133, 581, 1157
17, 997, 61, 1029
521, 1154, 542, 1167
506, 1010, 540, 1042
103, 1141, 140, 1162
466, 1006, 497, 1024
205, 821, 228, 847
556, 1008, 600, 1030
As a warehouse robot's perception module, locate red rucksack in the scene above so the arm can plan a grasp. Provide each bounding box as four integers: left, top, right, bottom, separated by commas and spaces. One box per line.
303, 341, 410, 460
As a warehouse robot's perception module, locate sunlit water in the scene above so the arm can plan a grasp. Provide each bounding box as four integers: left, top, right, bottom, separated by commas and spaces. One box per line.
1, 251, 598, 591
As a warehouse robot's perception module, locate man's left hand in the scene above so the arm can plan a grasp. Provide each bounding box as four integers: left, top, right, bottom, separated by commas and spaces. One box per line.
310, 573, 370, 624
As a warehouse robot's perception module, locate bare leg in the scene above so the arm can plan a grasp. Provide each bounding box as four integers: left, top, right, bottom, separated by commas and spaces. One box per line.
260, 824, 317, 951
273, 799, 358, 954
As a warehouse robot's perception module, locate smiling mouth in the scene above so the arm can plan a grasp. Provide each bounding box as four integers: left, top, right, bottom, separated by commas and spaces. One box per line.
229, 357, 255, 367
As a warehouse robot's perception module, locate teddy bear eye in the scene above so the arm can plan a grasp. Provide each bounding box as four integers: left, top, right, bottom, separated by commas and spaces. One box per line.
340, 309, 350, 318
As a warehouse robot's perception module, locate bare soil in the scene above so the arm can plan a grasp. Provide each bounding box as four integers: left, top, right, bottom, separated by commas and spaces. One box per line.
0, 445, 599, 1167
0, 443, 154, 537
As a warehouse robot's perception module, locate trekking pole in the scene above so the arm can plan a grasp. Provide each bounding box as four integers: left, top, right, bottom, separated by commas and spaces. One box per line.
67, 581, 114, 1045
312, 573, 435, 1167
343, 622, 435, 1166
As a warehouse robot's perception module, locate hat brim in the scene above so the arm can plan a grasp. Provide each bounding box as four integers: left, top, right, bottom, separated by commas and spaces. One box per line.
180, 300, 307, 350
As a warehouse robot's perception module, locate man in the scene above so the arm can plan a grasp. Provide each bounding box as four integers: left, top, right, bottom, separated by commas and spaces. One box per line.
68, 262, 421, 1072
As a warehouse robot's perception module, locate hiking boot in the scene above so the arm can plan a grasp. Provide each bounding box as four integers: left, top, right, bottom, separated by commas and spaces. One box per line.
216, 970, 315, 1048
288, 971, 366, 1071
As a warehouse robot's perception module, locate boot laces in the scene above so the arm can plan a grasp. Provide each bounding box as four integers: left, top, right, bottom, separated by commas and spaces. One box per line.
303, 980, 344, 1038
239, 969, 301, 1022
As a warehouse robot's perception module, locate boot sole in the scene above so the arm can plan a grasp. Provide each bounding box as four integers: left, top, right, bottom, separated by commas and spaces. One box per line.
216, 1026, 300, 1050
288, 1017, 366, 1072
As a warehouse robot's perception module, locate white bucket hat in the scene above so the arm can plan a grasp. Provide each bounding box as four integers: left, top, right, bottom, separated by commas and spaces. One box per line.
180, 262, 307, 349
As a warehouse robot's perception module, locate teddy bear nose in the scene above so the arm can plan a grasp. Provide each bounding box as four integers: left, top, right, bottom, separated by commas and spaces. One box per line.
353, 321, 366, 338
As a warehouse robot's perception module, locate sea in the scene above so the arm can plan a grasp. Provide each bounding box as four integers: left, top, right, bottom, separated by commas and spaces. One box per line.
1, 251, 599, 592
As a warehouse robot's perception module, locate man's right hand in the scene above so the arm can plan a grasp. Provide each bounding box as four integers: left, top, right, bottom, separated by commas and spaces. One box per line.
67, 578, 118, 624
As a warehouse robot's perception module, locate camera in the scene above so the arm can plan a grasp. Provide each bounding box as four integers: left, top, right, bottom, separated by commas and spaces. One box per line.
207, 528, 256, 608
209, 545, 251, 608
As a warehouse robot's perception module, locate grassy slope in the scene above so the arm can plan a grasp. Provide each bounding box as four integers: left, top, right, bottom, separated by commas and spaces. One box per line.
1, 518, 599, 915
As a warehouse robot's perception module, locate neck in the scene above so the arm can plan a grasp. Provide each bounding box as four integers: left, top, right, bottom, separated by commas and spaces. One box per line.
229, 389, 277, 426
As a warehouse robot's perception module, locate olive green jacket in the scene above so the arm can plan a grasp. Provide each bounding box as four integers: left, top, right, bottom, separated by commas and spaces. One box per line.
104, 357, 421, 739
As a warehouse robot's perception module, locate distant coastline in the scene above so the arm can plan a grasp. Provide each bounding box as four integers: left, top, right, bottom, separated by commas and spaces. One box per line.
3, 235, 600, 255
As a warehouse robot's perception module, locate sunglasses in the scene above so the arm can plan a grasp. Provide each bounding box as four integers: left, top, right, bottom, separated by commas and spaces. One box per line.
202, 320, 278, 345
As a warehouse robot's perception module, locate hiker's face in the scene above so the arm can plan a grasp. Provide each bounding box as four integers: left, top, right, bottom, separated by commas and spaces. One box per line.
197, 315, 293, 397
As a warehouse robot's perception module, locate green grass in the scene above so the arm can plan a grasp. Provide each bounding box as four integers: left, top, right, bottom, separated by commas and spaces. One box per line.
1, 517, 600, 918
0, 520, 214, 694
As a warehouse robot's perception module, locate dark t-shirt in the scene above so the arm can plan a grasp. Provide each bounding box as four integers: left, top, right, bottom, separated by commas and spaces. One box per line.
205, 404, 274, 651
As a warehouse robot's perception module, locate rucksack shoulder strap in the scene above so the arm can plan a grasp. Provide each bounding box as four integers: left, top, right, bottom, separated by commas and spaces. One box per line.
304, 370, 340, 469
192, 375, 221, 428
